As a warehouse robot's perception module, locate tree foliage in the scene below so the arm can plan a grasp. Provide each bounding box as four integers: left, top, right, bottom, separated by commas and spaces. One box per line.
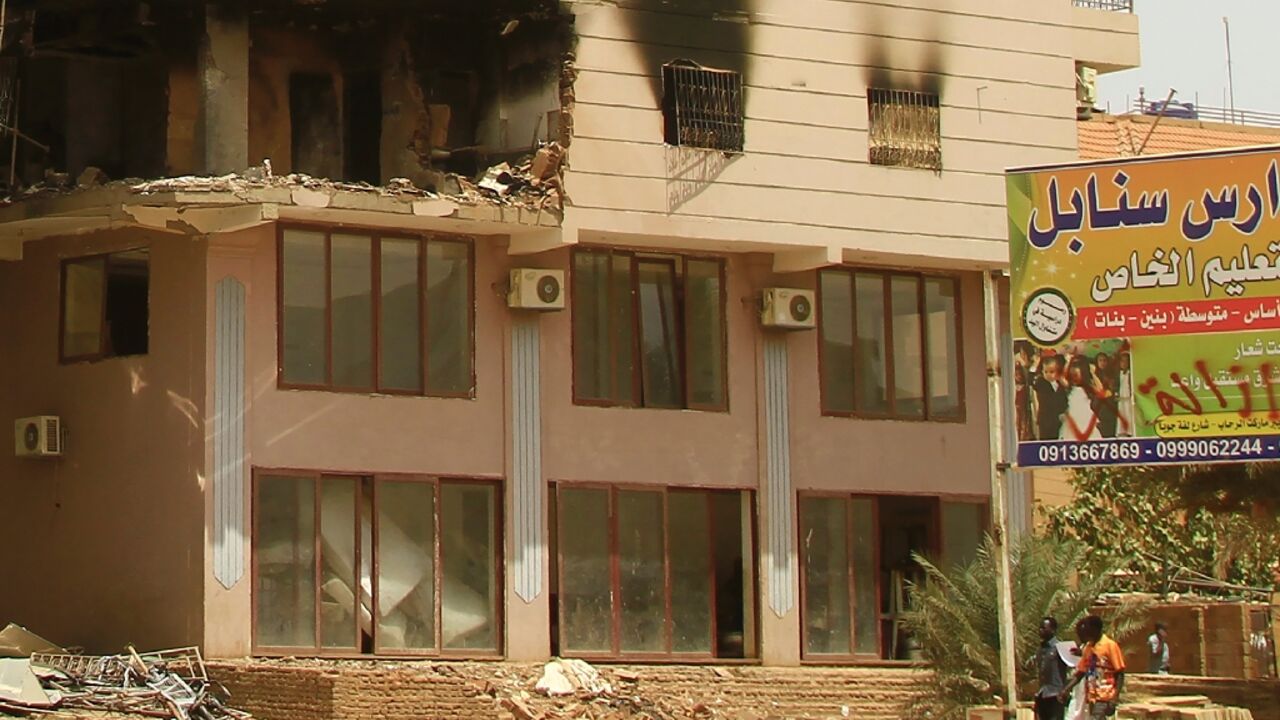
1043, 465, 1280, 593
900, 534, 1148, 720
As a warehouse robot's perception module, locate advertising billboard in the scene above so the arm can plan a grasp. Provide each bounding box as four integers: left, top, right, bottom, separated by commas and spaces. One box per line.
1008, 146, 1280, 467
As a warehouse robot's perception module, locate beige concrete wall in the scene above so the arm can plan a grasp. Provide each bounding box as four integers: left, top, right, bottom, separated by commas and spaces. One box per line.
0, 229, 207, 653
561, 0, 1136, 267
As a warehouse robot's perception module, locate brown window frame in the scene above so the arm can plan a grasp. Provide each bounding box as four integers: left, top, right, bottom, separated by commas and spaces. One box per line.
551, 482, 759, 662
275, 224, 476, 398
797, 492, 989, 664
250, 469, 504, 659
817, 267, 965, 422
58, 248, 150, 363
570, 247, 729, 412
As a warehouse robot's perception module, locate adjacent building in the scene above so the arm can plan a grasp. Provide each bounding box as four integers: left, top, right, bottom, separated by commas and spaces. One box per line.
0, 0, 1139, 665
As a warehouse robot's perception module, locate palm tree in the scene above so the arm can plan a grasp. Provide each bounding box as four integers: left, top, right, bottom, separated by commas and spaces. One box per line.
900, 534, 1149, 720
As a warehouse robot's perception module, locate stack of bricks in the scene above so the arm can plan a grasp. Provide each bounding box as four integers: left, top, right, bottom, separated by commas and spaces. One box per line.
1130, 675, 1280, 720
206, 660, 931, 720
1118, 695, 1255, 720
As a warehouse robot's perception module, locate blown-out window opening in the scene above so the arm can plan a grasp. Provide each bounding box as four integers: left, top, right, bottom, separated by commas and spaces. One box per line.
662, 61, 744, 153
867, 88, 942, 171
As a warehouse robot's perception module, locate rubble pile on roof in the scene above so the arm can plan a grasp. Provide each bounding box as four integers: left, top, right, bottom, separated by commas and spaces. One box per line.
0, 625, 250, 720
1, 142, 567, 217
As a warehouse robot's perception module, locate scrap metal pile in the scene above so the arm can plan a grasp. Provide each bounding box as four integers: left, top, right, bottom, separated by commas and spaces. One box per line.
0, 624, 250, 720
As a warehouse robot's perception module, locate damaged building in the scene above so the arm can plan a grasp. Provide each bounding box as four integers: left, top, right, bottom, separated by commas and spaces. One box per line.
0, 0, 1138, 668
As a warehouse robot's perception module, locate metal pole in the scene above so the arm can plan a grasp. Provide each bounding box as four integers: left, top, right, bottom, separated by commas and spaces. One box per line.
1137, 88, 1177, 156
983, 269, 1018, 716
1225, 17, 1237, 124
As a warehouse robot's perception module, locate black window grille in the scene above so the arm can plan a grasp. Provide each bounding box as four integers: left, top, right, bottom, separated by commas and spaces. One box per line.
868, 88, 942, 171
662, 61, 744, 153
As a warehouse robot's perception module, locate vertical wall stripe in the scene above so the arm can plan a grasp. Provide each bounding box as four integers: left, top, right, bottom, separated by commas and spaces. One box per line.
512, 316, 544, 603
213, 277, 247, 590
763, 335, 795, 617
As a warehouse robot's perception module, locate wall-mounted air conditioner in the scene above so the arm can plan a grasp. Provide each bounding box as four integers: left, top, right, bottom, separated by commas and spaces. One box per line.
761, 288, 816, 330
508, 268, 566, 311
14, 416, 62, 458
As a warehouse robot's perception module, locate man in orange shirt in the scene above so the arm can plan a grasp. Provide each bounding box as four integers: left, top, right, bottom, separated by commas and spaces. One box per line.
1058, 615, 1125, 719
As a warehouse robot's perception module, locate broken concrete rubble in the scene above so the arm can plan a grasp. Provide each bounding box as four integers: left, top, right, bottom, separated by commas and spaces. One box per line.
0, 642, 250, 720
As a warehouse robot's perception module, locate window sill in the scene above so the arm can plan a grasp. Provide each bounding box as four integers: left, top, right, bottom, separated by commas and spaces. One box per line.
800, 657, 929, 668
276, 383, 477, 401
251, 649, 504, 661
819, 410, 967, 424
572, 399, 729, 414
59, 352, 148, 365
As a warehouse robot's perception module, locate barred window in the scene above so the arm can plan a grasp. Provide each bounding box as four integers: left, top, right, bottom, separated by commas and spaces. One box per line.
662, 61, 744, 153
867, 88, 942, 171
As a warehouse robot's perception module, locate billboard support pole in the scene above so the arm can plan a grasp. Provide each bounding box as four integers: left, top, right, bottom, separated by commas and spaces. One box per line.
983, 269, 1019, 717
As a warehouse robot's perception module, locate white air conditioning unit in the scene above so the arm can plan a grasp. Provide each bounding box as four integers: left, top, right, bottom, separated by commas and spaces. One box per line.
761, 288, 816, 330
508, 268, 565, 310
1076, 65, 1098, 108
14, 416, 62, 458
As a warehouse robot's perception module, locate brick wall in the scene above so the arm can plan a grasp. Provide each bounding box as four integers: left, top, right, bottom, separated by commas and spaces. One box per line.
208, 660, 930, 720
1114, 602, 1273, 679
1130, 674, 1280, 720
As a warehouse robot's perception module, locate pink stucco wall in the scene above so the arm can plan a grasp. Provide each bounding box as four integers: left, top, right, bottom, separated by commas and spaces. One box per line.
0, 229, 206, 653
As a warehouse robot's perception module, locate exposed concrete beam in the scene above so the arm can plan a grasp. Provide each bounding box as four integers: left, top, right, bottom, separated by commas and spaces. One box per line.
200, 4, 249, 174
508, 228, 575, 255
772, 246, 842, 274
0, 216, 116, 246
123, 203, 279, 235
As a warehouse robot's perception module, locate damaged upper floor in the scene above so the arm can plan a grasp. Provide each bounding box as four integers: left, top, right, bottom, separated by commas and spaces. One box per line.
0, 0, 576, 197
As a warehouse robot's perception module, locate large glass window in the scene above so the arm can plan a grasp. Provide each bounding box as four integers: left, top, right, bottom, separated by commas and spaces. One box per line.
61, 249, 150, 362
279, 228, 473, 396
253, 472, 500, 656
553, 485, 755, 659
800, 494, 986, 661
572, 248, 727, 411
818, 268, 962, 420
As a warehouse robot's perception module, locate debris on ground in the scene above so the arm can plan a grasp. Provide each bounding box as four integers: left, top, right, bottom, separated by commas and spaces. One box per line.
0, 639, 250, 720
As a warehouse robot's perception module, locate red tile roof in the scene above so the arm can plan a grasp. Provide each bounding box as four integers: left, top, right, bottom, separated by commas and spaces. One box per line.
1078, 113, 1280, 160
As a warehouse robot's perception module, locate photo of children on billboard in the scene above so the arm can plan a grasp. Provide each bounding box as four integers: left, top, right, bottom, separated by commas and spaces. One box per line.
1013, 338, 1140, 442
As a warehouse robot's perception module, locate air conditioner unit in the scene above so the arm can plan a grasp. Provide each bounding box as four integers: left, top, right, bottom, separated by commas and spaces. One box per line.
1076, 65, 1098, 108
14, 416, 62, 458
761, 288, 816, 330
508, 268, 565, 310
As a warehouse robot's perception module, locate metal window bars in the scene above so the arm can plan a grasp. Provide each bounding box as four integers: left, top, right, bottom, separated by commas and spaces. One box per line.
662, 60, 744, 153
868, 87, 942, 171
1072, 0, 1133, 11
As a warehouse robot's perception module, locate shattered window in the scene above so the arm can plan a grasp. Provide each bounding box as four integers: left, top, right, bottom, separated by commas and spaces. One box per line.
867, 88, 942, 171
662, 61, 744, 153
554, 485, 756, 659
817, 268, 962, 421
60, 249, 149, 362
279, 228, 474, 396
253, 473, 501, 656
571, 248, 726, 411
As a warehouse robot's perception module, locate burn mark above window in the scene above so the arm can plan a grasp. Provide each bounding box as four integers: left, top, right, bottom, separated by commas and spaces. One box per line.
867, 88, 942, 171
662, 61, 744, 153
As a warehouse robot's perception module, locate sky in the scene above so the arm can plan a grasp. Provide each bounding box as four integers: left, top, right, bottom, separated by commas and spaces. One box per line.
1097, 0, 1280, 118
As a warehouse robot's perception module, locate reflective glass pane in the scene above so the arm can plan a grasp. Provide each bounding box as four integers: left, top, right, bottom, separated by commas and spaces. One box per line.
282, 230, 327, 384
819, 270, 855, 413
801, 497, 850, 655
572, 251, 609, 401
669, 491, 712, 654
377, 481, 435, 651
941, 501, 985, 572
711, 491, 751, 659
319, 477, 358, 650
891, 275, 925, 418
637, 261, 682, 408
610, 254, 636, 405
380, 239, 422, 392
425, 240, 472, 395
618, 490, 666, 652
685, 259, 725, 409
559, 488, 613, 653
850, 498, 879, 655
331, 234, 374, 388
926, 277, 962, 418
255, 476, 315, 648
62, 258, 105, 358
854, 273, 889, 413
441, 482, 497, 650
